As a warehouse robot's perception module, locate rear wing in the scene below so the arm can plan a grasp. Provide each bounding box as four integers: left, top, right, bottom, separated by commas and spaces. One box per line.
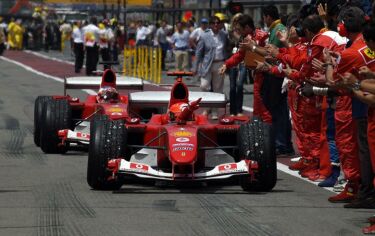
129, 91, 227, 108
64, 76, 144, 95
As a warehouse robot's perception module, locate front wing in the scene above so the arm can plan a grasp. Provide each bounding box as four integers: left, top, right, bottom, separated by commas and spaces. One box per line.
108, 159, 258, 181
58, 129, 90, 145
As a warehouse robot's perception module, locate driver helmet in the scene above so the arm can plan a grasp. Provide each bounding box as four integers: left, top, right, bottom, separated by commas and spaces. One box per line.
97, 86, 119, 103
169, 102, 188, 121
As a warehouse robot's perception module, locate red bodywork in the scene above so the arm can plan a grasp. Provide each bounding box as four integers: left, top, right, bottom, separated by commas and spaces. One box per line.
109, 73, 255, 181
54, 69, 140, 147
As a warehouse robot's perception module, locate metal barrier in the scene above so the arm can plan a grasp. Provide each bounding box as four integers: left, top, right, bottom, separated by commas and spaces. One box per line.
123, 46, 162, 84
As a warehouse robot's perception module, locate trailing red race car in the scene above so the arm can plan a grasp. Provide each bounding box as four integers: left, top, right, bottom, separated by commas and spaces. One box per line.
34, 69, 144, 154
87, 72, 277, 192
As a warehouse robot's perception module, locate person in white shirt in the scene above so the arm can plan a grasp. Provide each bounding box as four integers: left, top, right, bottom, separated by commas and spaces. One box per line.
154, 20, 170, 70
72, 20, 84, 73
136, 20, 151, 46
98, 19, 114, 70
171, 21, 190, 71
189, 18, 209, 49
82, 17, 100, 75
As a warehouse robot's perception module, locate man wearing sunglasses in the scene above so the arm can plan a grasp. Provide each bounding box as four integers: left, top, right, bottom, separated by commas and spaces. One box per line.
193, 16, 229, 120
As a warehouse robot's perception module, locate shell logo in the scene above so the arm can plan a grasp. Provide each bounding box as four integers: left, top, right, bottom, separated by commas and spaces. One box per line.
172, 131, 193, 137
108, 107, 123, 113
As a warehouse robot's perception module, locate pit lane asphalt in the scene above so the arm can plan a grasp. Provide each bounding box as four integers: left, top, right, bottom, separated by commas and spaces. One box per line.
0, 54, 371, 236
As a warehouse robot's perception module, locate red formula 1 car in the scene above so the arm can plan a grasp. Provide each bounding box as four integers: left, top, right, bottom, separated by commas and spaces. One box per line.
34, 69, 144, 154
87, 72, 276, 192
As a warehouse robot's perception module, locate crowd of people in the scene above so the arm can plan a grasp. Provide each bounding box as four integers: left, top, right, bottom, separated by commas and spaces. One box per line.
205, 0, 374, 234
159, 0, 374, 234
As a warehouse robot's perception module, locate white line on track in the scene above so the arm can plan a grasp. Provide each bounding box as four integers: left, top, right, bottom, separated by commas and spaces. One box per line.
277, 162, 334, 193
0, 55, 96, 94
242, 106, 254, 112
0, 53, 334, 194
25, 50, 75, 65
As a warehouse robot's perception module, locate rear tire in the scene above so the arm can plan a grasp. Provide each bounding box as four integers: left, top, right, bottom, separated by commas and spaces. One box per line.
40, 99, 72, 154
87, 118, 126, 190
34, 96, 52, 146
238, 117, 276, 192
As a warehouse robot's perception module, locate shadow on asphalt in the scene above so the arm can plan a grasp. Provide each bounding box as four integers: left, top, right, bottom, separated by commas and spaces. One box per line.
110, 179, 294, 195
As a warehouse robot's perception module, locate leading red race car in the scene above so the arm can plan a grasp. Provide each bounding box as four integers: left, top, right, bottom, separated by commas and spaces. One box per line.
87, 72, 277, 192
34, 69, 144, 154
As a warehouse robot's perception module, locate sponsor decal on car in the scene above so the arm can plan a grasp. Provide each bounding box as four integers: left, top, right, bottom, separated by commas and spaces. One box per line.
76, 132, 90, 139
172, 143, 194, 147
172, 131, 193, 137
176, 137, 190, 142
218, 163, 237, 172
172, 147, 194, 151
129, 163, 149, 172
108, 107, 124, 113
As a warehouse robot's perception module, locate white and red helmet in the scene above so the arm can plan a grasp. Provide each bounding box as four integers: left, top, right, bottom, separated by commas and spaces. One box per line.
97, 86, 119, 103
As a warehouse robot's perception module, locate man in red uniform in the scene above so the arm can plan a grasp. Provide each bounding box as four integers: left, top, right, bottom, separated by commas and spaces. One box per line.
255, 14, 331, 181
219, 14, 270, 123
334, 21, 375, 234
285, 15, 346, 181
323, 7, 372, 203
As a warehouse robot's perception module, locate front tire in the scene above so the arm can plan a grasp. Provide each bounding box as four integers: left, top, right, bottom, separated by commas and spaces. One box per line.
87, 118, 126, 190
40, 99, 72, 154
238, 117, 276, 192
34, 96, 52, 146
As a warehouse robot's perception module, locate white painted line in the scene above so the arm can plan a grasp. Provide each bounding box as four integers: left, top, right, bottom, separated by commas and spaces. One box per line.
242, 106, 254, 112
25, 50, 75, 65
0, 56, 64, 83
277, 162, 334, 193
0, 56, 96, 95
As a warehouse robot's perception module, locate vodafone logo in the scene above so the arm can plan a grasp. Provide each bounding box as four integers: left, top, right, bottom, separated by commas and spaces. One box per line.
224, 164, 232, 170
130, 163, 149, 172
176, 137, 189, 142
218, 163, 237, 172
77, 132, 90, 139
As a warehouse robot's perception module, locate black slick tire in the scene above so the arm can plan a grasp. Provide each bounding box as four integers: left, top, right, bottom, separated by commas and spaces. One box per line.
40, 99, 72, 154
87, 118, 126, 190
34, 96, 52, 146
238, 117, 276, 192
